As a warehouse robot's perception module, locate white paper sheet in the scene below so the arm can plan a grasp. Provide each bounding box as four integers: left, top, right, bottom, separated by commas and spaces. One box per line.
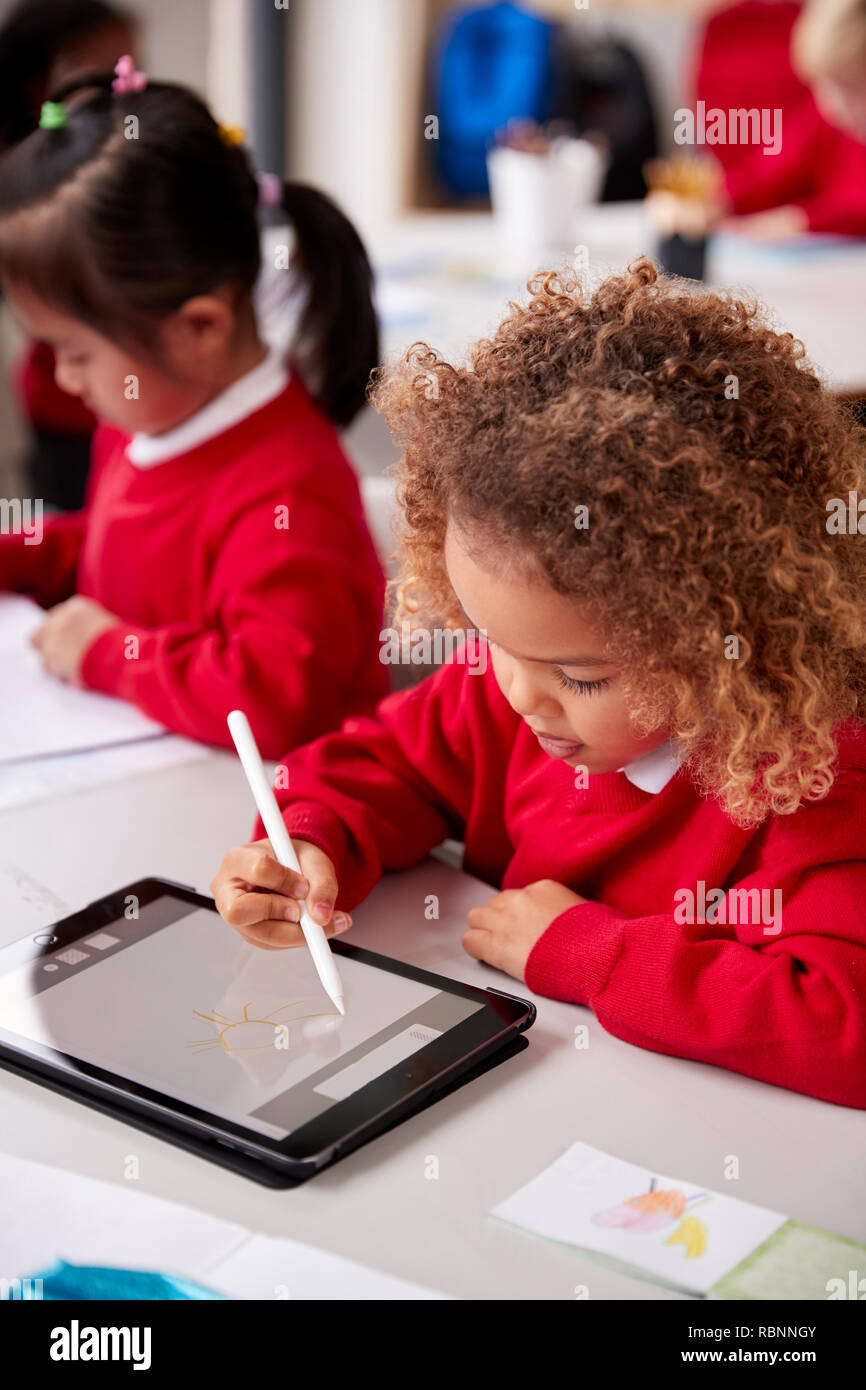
0, 733, 209, 812
202, 1234, 448, 1301
490, 1141, 787, 1295
0, 1151, 248, 1282
0, 595, 165, 764
0, 1152, 448, 1300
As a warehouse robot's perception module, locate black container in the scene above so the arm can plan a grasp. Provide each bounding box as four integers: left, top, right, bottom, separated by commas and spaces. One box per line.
657, 232, 707, 281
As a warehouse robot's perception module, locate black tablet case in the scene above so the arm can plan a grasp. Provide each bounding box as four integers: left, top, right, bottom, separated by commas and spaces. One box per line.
1, 1034, 529, 1188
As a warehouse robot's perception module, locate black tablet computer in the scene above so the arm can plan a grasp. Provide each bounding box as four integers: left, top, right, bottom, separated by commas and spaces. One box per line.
0, 878, 535, 1185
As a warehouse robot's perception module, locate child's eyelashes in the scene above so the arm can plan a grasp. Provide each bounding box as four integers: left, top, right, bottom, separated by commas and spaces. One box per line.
484, 638, 611, 694
553, 669, 611, 697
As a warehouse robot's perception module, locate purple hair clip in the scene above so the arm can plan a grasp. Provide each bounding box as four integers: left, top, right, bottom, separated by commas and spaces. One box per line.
112, 54, 147, 96
257, 172, 283, 208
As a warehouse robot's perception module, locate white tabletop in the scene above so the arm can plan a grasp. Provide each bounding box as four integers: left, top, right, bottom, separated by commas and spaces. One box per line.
374, 204, 866, 395
0, 751, 863, 1299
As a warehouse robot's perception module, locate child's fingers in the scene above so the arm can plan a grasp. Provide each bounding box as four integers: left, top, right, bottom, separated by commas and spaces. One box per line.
235, 910, 352, 952
217, 886, 302, 931
234, 917, 310, 950
294, 840, 340, 927
215, 839, 309, 899
212, 838, 350, 949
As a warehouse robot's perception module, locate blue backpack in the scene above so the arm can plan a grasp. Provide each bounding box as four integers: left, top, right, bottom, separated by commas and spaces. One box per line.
433, 1, 556, 197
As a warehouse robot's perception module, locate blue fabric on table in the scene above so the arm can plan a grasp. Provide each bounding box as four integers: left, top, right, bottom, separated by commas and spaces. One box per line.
5, 1258, 228, 1300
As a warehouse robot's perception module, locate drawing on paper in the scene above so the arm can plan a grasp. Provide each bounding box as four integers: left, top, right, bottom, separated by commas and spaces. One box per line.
592, 1177, 711, 1258
186, 999, 338, 1054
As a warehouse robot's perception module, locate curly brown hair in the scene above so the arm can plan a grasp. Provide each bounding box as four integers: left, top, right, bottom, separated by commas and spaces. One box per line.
371, 258, 866, 827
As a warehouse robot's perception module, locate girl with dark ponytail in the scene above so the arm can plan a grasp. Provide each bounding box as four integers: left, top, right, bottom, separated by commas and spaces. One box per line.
0, 63, 387, 757
275, 181, 380, 429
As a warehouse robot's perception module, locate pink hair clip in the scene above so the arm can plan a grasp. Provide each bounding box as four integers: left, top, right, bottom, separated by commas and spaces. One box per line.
112, 54, 147, 96
257, 172, 283, 208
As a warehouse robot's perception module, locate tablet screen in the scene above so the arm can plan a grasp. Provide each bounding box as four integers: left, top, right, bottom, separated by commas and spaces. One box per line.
0, 896, 484, 1141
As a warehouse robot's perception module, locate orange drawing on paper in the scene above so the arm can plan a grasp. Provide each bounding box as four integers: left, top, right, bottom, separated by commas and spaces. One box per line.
592, 1177, 710, 1258
186, 999, 338, 1054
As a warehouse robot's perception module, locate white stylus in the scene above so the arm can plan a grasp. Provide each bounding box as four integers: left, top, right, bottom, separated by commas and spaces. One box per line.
227, 709, 345, 1016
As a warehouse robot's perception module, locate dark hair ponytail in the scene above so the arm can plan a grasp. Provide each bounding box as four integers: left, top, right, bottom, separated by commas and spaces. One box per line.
279, 182, 379, 428
0, 0, 129, 150
0, 75, 379, 427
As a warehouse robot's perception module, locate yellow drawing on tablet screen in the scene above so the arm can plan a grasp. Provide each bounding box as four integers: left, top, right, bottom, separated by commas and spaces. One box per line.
186, 1000, 338, 1054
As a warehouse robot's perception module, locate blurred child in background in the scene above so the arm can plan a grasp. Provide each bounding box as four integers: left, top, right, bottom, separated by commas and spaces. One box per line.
696, 0, 866, 238
0, 66, 386, 757
793, 0, 866, 141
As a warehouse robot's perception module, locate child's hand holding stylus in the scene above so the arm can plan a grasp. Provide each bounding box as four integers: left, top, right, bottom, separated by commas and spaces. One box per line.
224, 709, 348, 1013
210, 838, 352, 953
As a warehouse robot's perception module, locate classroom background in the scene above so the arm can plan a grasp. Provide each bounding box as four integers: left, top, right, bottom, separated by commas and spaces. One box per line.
2, 0, 864, 519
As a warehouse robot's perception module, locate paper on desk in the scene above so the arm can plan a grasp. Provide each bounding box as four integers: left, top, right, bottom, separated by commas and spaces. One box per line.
203, 1233, 448, 1301
0, 1151, 246, 1282
0, 595, 165, 764
0, 733, 209, 812
0, 1152, 448, 1300
490, 1141, 787, 1295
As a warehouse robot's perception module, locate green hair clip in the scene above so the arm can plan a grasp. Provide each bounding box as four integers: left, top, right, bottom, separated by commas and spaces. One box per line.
39, 101, 67, 131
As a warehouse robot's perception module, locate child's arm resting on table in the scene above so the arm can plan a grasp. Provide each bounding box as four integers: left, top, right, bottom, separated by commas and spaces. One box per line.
524, 770, 866, 1108
75, 493, 383, 759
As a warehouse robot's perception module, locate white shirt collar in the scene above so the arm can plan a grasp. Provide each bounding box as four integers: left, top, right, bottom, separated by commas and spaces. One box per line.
126, 346, 290, 468
619, 741, 680, 794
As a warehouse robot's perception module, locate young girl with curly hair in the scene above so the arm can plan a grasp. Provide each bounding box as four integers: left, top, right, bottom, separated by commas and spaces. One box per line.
211, 259, 866, 1108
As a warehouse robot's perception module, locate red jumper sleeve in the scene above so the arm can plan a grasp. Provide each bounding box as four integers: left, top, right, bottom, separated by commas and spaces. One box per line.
526, 769, 866, 1107
79, 481, 385, 758
269, 660, 484, 906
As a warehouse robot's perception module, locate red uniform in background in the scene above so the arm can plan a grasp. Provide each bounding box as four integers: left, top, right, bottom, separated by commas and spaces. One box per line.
696, 0, 866, 234
0, 375, 387, 757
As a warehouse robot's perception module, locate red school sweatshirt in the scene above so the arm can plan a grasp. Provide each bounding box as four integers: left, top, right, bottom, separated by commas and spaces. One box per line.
696, 0, 866, 235
270, 656, 866, 1109
0, 376, 387, 757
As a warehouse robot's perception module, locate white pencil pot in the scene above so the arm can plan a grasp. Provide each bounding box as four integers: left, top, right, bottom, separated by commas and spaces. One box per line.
487, 139, 606, 260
